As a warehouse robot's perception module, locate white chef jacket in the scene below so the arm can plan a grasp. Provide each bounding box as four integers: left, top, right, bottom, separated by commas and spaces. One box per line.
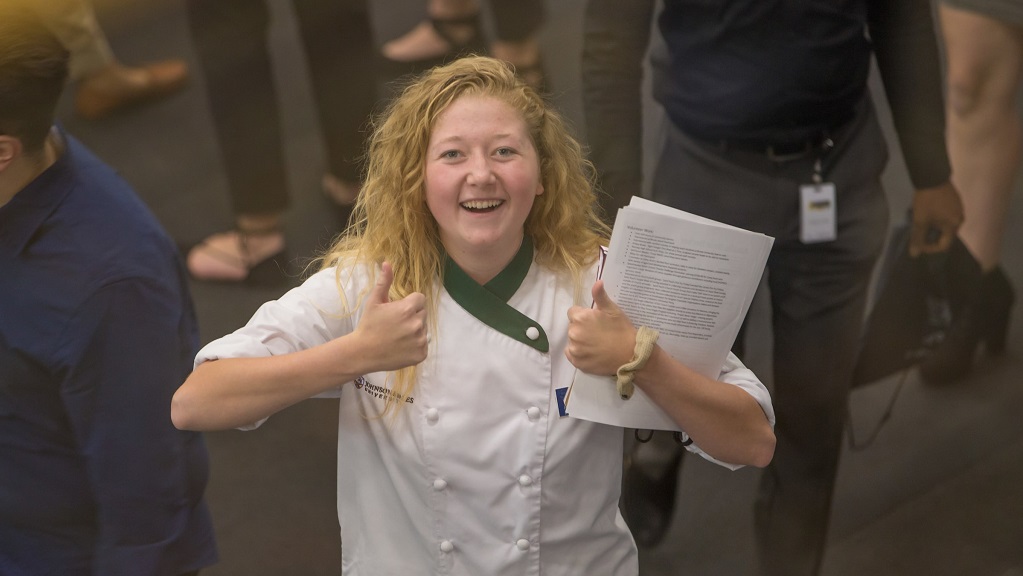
196, 242, 773, 576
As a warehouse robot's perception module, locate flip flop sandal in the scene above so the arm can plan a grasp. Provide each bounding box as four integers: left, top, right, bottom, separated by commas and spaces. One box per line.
380, 13, 488, 79
322, 174, 360, 207
186, 228, 288, 285
322, 174, 360, 229
512, 56, 547, 94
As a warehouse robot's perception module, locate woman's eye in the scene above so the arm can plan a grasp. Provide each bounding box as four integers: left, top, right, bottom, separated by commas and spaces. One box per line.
442, 150, 460, 159
495, 147, 514, 157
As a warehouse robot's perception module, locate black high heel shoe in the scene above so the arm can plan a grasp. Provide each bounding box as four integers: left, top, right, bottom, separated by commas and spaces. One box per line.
918, 266, 1015, 384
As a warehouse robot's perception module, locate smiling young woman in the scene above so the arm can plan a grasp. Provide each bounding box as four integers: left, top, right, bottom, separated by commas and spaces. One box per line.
171, 56, 775, 576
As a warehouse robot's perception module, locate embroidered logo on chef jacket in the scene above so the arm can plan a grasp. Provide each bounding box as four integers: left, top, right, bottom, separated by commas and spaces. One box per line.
353, 376, 414, 404
555, 387, 569, 417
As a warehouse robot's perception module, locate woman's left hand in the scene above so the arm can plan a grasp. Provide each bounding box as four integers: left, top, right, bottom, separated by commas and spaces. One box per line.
565, 280, 636, 375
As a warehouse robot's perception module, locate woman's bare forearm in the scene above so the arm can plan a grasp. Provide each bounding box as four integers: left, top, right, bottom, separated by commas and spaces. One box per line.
171, 335, 369, 431
636, 347, 776, 467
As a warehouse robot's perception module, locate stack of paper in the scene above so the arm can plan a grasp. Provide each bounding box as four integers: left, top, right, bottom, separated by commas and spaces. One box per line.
566, 197, 774, 430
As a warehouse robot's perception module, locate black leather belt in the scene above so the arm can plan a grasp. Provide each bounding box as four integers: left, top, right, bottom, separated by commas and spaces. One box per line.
694, 108, 861, 163
714, 136, 825, 162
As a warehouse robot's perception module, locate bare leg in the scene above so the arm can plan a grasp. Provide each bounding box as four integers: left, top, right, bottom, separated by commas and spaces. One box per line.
917, 5, 1023, 384
940, 5, 1023, 272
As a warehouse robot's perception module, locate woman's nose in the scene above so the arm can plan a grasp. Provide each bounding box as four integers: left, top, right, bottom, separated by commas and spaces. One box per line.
466, 156, 496, 186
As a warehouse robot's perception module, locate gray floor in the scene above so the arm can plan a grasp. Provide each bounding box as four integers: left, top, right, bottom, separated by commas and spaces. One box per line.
69, 1, 1023, 574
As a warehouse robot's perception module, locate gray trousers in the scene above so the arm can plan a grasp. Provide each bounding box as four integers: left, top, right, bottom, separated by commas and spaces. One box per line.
649, 98, 890, 576
186, 0, 377, 215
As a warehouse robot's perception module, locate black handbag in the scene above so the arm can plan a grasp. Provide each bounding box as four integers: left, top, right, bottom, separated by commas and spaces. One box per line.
852, 222, 978, 387
847, 221, 978, 449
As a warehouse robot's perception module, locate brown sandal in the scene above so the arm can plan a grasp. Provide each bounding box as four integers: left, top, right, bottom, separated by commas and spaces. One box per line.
381, 13, 488, 76
512, 56, 546, 93
322, 174, 360, 207
427, 13, 487, 60
186, 226, 286, 283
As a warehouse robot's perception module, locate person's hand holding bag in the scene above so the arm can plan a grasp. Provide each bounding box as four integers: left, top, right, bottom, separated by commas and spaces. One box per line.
910, 181, 964, 257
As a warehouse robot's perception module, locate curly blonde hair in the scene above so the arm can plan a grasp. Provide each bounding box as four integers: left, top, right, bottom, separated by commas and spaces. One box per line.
319, 55, 609, 414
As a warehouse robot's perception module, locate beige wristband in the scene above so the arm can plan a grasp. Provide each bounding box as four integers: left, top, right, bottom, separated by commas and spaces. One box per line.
616, 326, 659, 400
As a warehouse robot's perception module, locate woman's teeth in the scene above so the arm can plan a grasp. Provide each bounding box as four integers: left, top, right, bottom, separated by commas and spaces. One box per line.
461, 200, 503, 211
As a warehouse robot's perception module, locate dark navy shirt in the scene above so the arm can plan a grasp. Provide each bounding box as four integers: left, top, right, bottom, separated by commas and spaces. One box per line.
655, 0, 871, 144
0, 130, 217, 576
583, 0, 950, 212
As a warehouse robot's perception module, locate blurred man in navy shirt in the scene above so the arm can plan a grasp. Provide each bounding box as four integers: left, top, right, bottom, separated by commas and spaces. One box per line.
583, 1, 962, 575
0, 6, 217, 575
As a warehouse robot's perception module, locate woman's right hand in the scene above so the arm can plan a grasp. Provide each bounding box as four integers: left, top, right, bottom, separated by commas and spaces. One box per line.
351, 262, 429, 372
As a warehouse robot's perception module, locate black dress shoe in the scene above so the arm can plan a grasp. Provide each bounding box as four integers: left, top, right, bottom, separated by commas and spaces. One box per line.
919, 266, 1015, 384
620, 447, 685, 547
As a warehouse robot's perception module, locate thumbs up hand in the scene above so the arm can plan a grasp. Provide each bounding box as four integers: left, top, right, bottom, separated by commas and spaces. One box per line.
353, 262, 429, 372
565, 280, 636, 375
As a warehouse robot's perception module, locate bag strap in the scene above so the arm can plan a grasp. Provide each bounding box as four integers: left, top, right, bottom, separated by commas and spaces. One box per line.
845, 369, 909, 451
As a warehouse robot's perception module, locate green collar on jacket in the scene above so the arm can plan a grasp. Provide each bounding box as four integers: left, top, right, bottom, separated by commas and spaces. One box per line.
443, 237, 549, 353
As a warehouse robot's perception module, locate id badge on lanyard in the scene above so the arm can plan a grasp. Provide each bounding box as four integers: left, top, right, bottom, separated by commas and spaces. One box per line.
799, 140, 837, 244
